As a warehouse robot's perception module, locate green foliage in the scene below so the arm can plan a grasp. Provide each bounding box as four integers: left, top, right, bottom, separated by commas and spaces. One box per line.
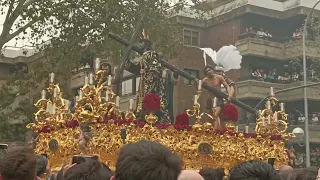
288, 15, 320, 82
0, 0, 195, 141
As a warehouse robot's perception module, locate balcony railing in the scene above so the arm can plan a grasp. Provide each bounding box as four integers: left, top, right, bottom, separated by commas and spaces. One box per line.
236, 34, 320, 60
236, 80, 320, 101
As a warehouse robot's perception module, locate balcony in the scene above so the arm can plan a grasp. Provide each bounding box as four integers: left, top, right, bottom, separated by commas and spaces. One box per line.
70, 68, 91, 89
284, 40, 320, 59
236, 35, 285, 60
236, 80, 320, 101
236, 34, 320, 60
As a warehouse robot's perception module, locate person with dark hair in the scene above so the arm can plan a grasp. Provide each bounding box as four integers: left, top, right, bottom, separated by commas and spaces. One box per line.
36, 154, 50, 179
0, 148, 37, 180
229, 160, 281, 180
111, 140, 183, 180
279, 171, 295, 180
100, 62, 112, 76
202, 65, 232, 130
63, 159, 112, 180
199, 168, 218, 180
295, 167, 319, 180
199, 168, 225, 180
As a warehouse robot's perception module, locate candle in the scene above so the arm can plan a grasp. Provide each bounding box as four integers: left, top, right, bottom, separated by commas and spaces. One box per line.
107, 75, 112, 86
64, 100, 69, 110
75, 96, 79, 102
106, 90, 109, 101
89, 73, 93, 85
129, 99, 134, 110
198, 80, 202, 90
267, 100, 271, 109
41, 90, 46, 99
50, 73, 55, 83
53, 88, 57, 98
236, 126, 239, 133
193, 95, 198, 105
52, 104, 56, 114
245, 126, 249, 133
79, 90, 83, 99
275, 114, 278, 122
116, 96, 120, 107
280, 103, 284, 112
95, 58, 100, 71
262, 117, 266, 126
46, 102, 51, 113
270, 87, 274, 96
268, 115, 271, 124
84, 76, 89, 86
213, 97, 217, 107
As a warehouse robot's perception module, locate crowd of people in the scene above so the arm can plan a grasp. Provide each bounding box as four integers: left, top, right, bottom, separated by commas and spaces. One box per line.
0, 140, 319, 180
288, 112, 320, 125
250, 68, 303, 84
244, 26, 301, 42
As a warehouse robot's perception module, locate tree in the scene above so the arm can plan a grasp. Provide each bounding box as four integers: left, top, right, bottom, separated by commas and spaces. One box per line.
0, 0, 196, 141
288, 16, 320, 82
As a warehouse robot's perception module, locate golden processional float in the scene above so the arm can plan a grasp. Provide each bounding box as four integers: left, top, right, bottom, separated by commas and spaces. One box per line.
26, 31, 295, 172
26, 68, 295, 172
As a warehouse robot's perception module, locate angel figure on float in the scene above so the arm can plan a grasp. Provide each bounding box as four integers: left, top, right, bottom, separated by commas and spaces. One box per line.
199, 45, 242, 130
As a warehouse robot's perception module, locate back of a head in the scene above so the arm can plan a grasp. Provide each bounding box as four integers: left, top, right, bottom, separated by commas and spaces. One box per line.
229, 160, 281, 180
0, 148, 37, 180
178, 170, 204, 180
199, 168, 219, 180
279, 171, 295, 180
295, 167, 318, 180
64, 159, 111, 180
115, 140, 183, 180
279, 165, 293, 172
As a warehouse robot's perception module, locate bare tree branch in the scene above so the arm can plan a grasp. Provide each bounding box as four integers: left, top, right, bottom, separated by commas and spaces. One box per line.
5, 0, 27, 30
5, 0, 15, 21
1, 5, 67, 47
22, 0, 37, 9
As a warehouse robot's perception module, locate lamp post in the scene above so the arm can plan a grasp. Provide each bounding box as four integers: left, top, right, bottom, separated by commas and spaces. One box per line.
302, 0, 320, 167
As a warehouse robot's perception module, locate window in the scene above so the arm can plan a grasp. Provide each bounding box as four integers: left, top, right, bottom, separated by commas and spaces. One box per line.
183, 29, 200, 46
184, 69, 199, 85
122, 79, 133, 95
121, 77, 140, 95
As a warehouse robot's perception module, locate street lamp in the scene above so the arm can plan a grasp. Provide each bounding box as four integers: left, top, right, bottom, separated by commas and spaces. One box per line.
302, 0, 320, 167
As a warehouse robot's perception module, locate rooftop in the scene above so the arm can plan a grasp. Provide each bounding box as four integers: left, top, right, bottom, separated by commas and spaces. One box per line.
174, 0, 320, 24
0, 47, 40, 64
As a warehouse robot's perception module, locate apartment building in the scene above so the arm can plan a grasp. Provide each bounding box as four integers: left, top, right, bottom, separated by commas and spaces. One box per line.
173, 0, 320, 155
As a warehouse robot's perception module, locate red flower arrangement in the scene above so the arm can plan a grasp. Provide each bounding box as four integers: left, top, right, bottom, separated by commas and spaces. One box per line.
66, 119, 80, 128
221, 104, 238, 121
38, 125, 54, 134
143, 93, 161, 111
175, 112, 189, 126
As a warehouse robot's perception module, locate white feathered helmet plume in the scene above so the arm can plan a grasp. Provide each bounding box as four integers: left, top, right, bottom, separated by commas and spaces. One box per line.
200, 45, 242, 72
